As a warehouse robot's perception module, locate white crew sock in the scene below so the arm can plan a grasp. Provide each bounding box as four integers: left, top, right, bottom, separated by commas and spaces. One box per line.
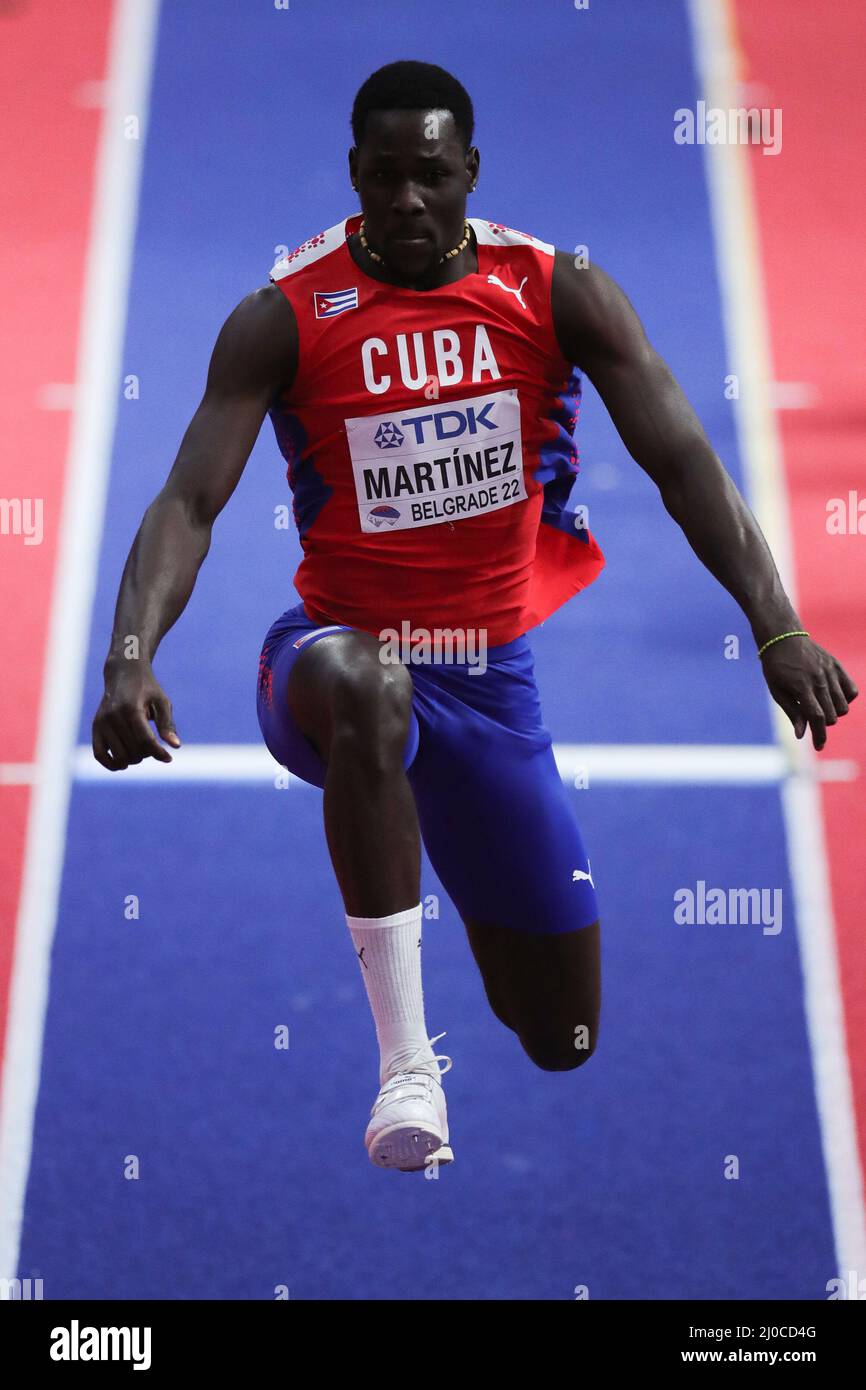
346, 904, 438, 1085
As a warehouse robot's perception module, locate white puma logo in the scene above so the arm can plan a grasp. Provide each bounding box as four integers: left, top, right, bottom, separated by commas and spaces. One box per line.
487, 273, 528, 310
572, 862, 595, 888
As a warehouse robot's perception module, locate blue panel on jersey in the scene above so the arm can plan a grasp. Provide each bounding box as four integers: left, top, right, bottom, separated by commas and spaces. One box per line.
535, 364, 581, 486
268, 403, 332, 541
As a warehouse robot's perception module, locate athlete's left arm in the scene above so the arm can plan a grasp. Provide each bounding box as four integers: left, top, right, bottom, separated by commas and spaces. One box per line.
550, 252, 857, 750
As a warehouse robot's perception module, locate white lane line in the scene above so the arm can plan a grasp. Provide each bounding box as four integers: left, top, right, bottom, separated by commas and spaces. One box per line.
690, 0, 866, 1283
0, 744, 858, 786
0, 0, 162, 1286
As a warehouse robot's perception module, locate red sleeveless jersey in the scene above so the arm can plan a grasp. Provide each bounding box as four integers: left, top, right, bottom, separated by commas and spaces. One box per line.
268, 213, 604, 645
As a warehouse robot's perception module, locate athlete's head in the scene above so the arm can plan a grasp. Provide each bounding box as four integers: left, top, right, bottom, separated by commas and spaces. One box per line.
349, 61, 479, 279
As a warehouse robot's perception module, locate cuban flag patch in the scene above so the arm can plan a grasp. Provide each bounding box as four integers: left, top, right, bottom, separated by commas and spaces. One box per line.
314, 287, 359, 319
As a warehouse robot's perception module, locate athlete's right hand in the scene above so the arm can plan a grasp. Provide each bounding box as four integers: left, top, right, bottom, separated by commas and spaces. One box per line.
91, 663, 181, 770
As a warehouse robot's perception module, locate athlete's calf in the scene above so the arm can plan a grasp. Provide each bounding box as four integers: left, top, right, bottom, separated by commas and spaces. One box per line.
463, 917, 601, 1072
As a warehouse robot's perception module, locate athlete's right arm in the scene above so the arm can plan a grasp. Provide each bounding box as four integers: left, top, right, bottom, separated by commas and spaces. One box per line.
92, 284, 297, 770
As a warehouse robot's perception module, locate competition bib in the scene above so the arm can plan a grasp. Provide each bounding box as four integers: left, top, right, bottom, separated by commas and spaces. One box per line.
345, 388, 526, 533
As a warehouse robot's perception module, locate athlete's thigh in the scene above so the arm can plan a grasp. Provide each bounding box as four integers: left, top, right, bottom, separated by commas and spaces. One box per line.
257, 610, 419, 786
408, 695, 601, 1062
410, 718, 599, 935
285, 625, 390, 756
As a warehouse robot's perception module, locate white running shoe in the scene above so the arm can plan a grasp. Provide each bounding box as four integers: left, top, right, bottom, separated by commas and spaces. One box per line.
365, 1032, 454, 1172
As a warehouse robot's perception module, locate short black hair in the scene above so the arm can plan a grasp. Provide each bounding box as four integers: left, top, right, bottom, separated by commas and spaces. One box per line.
351, 61, 475, 153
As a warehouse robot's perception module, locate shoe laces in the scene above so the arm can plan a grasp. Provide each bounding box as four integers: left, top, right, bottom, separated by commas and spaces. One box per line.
403, 1031, 453, 1078
373, 1032, 453, 1113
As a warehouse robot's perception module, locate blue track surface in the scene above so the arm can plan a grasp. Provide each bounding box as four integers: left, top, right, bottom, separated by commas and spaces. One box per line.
19, 0, 832, 1298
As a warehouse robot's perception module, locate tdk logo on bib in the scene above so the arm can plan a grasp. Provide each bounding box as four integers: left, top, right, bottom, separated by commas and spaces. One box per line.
374, 422, 404, 449
346, 389, 526, 533
375, 403, 497, 447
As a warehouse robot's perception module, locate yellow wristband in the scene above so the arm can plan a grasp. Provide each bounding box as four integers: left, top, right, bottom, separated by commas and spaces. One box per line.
757, 630, 809, 659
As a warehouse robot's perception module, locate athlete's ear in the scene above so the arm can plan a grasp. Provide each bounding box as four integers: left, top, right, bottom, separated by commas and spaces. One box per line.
466, 146, 480, 188
348, 147, 359, 187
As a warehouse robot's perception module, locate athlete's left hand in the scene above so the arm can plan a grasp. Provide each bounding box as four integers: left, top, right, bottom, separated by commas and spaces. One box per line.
760, 636, 857, 750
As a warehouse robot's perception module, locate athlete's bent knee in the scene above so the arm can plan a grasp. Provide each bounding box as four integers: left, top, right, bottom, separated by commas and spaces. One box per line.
329, 658, 413, 771
519, 1031, 598, 1073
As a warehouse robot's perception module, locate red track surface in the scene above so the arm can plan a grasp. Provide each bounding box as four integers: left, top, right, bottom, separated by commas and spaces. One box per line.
735, 0, 866, 1168
0, 0, 113, 1076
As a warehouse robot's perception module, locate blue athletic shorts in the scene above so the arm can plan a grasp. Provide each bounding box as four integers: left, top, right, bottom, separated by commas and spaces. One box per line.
256, 601, 599, 935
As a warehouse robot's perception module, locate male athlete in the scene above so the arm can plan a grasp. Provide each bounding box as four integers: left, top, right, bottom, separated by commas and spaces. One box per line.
92, 62, 857, 1173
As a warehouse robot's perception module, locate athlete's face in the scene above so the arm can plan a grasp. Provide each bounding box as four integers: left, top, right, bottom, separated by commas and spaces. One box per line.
349, 109, 479, 279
